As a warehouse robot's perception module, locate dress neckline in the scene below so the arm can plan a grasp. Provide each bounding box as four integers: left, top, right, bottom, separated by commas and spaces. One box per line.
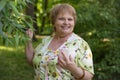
47, 33, 74, 52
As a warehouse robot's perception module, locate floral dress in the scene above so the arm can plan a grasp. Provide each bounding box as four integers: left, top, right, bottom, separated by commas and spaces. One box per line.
33, 33, 94, 80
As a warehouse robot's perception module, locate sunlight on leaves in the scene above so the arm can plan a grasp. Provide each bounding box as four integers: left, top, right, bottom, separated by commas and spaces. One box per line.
0, 46, 15, 51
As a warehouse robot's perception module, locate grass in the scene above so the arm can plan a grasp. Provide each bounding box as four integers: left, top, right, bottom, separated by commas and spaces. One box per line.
0, 38, 43, 80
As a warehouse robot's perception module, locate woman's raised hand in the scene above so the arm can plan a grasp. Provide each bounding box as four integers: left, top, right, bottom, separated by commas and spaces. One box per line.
26, 29, 34, 40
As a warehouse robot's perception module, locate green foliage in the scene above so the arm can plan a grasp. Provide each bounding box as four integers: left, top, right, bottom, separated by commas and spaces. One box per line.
0, 0, 33, 46
36, 0, 65, 35
0, 37, 42, 80
71, 0, 120, 79
0, 0, 120, 79
0, 46, 34, 80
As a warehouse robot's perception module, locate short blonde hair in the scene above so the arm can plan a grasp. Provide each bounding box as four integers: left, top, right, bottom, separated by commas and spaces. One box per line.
50, 3, 77, 25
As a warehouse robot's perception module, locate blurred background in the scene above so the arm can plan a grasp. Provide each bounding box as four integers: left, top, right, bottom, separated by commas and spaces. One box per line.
0, 0, 120, 80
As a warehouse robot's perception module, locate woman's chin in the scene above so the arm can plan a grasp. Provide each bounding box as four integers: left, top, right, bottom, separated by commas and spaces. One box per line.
61, 31, 72, 35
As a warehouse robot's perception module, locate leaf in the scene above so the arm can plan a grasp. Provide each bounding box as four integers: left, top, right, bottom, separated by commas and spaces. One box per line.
23, 19, 34, 30
12, 22, 23, 29
5, 38, 13, 46
15, 31, 19, 47
9, 1, 21, 15
0, 22, 7, 39
26, 0, 33, 4
7, 26, 13, 34
0, 0, 7, 12
25, 21, 33, 29
0, 22, 3, 35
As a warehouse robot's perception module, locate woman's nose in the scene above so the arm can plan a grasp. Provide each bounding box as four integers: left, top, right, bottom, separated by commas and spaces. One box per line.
64, 19, 69, 24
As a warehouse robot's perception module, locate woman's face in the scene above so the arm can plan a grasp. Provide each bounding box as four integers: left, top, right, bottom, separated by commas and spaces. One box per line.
54, 12, 75, 36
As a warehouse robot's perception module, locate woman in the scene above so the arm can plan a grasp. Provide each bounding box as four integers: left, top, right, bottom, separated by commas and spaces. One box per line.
25, 3, 94, 80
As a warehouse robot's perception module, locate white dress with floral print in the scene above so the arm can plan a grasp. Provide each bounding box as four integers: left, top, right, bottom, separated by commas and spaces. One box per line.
33, 33, 94, 80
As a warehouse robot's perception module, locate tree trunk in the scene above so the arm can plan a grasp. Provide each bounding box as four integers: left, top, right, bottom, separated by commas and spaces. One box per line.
26, 1, 38, 41
40, 0, 48, 33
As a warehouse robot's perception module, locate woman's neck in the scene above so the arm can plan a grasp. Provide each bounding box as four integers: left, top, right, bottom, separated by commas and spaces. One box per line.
55, 33, 73, 42
48, 33, 73, 51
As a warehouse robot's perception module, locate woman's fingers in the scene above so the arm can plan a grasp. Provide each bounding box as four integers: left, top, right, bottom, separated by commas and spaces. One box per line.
61, 50, 69, 62
26, 29, 33, 39
58, 54, 66, 68
69, 55, 74, 62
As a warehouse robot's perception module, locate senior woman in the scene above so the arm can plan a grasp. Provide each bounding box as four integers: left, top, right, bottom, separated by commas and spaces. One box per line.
25, 3, 94, 80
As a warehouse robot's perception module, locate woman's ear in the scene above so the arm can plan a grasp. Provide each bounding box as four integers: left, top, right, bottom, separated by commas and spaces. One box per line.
53, 26, 56, 31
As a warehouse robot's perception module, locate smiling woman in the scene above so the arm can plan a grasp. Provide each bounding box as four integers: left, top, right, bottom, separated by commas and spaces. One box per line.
53, 12, 75, 37
25, 3, 94, 80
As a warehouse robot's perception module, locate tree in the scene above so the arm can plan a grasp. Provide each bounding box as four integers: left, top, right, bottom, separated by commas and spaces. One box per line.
0, 0, 34, 46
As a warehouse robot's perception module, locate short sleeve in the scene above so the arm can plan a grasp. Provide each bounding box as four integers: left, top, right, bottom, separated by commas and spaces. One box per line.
75, 39, 94, 74
33, 38, 45, 67
33, 36, 51, 67
35, 38, 45, 54
35, 36, 51, 54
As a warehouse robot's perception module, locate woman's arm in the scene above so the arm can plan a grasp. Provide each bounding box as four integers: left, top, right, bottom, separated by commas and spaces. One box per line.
58, 51, 94, 80
68, 63, 93, 80
25, 29, 34, 65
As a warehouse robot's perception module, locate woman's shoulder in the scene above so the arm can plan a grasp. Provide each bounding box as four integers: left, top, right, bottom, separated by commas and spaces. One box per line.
42, 35, 53, 43
71, 33, 89, 45
35, 36, 52, 51
70, 33, 85, 42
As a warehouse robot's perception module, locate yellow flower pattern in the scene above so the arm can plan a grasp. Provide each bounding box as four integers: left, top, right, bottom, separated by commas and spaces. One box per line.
33, 33, 94, 80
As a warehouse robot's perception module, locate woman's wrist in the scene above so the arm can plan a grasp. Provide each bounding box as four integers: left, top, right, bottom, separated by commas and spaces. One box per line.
69, 65, 85, 79
74, 68, 85, 80
26, 38, 32, 46
27, 37, 32, 42
28, 38, 32, 42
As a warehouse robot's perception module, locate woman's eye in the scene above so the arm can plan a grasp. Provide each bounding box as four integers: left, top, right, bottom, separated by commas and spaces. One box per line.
58, 17, 73, 21
68, 18, 73, 21
58, 18, 64, 20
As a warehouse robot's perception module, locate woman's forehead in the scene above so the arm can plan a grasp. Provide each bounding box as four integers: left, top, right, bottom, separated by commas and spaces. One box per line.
57, 11, 73, 17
